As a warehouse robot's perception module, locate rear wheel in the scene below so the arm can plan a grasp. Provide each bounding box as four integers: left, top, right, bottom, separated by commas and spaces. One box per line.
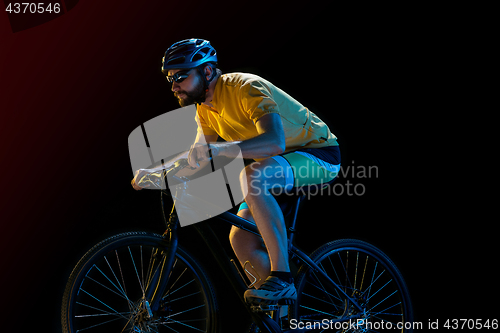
291, 239, 413, 332
62, 232, 218, 332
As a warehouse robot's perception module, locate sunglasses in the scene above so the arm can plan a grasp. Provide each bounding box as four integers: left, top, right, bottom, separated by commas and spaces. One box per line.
166, 69, 193, 84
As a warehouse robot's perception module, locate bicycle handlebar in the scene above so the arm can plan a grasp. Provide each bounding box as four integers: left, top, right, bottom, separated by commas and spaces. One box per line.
137, 158, 190, 189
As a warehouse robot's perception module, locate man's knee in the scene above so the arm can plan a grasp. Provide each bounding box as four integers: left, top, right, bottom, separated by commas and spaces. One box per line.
237, 207, 253, 221
240, 162, 260, 186
240, 159, 280, 194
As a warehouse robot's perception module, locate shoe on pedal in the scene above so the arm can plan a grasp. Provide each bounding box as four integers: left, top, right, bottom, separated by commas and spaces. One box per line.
244, 276, 297, 305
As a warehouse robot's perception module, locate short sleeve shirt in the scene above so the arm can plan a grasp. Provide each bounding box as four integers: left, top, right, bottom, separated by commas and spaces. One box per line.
196, 73, 338, 153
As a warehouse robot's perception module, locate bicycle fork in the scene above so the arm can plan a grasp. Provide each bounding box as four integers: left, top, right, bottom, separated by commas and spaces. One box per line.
143, 212, 180, 313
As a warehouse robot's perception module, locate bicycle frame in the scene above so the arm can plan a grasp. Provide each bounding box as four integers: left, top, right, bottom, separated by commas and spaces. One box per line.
136, 160, 363, 332
63, 156, 411, 333
217, 208, 364, 311
144, 190, 364, 333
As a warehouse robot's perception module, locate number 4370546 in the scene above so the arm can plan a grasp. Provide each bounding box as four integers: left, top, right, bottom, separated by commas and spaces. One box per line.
6, 3, 61, 14
444, 319, 498, 330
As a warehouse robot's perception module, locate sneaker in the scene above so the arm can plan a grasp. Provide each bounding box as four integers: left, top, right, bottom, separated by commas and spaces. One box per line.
244, 276, 297, 304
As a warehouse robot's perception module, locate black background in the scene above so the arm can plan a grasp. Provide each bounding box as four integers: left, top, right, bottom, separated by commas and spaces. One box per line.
1, 1, 494, 331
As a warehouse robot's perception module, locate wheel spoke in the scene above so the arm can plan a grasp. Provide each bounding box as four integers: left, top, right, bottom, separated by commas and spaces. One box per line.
160, 315, 207, 332
75, 315, 127, 332
167, 290, 201, 303
368, 289, 398, 313
292, 240, 412, 332
114, 250, 129, 306
304, 276, 343, 306
354, 251, 359, 291
359, 255, 369, 291
64, 233, 215, 332
128, 246, 146, 297
79, 289, 128, 320
75, 301, 131, 318
299, 304, 337, 317
366, 278, 392, 302
163, 267, 188, 297
362, 266, 385, 299
103, 256, 131, 306
318, 260, 345, 304
91, 265, 133, 308
165, 303, 205, 318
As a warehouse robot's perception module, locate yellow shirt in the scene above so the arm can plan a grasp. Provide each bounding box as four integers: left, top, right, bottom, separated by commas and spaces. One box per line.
196, 73, 338, 153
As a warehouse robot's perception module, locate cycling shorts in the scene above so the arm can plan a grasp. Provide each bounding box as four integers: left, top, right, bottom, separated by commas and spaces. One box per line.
238, 146, 341, 212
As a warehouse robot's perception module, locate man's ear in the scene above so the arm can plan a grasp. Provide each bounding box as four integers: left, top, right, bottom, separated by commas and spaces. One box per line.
204, 65, 214, 80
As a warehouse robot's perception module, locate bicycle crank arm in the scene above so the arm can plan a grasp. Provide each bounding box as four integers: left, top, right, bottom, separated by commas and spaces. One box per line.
257, 313, 283, 333
250, 303, 281, 312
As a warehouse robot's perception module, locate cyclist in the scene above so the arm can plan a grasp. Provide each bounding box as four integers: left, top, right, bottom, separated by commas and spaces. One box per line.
131, 38, 341, 305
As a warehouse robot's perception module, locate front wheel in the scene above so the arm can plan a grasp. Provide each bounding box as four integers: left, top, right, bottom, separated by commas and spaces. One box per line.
61, 232, 218, 333
291, 239, 414, 332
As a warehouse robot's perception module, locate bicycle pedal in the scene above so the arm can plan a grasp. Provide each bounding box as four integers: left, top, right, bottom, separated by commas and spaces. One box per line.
250, 303, 281, 312
246, 296, 273, 304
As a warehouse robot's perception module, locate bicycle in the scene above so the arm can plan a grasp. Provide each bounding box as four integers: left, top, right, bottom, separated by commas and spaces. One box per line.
61, 156, 414, 332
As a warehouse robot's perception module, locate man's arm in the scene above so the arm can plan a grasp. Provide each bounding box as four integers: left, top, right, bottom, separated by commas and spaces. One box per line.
187, 113, 285, 168
131, 132, 218, 190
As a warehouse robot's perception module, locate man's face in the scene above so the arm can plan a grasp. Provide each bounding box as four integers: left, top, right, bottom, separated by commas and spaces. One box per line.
167, 68, 205, 107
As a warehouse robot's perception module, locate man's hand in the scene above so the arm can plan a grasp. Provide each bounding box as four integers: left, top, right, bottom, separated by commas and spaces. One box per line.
188, 143, 217, 168
131, 169, 152, 190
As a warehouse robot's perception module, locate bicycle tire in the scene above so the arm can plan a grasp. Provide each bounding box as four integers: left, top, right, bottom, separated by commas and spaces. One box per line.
291, 239, 414, 332
61, 232, 219, 333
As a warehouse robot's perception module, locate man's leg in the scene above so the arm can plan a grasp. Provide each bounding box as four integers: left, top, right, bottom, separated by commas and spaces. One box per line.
237, 158, 298, 303
239, 158, 289, 274
230, 210, 270, 289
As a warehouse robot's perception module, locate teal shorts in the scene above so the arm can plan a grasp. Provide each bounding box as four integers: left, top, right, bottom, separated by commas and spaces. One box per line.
238, 147, 341, 212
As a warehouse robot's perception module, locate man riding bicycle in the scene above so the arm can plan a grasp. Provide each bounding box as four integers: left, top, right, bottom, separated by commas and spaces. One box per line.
131, 38, 341, 305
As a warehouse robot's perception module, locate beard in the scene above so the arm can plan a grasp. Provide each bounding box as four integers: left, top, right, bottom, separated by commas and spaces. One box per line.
175, 80, 206, 107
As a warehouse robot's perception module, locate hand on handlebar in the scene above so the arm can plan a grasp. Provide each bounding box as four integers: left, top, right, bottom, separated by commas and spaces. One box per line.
131, 168, 154, 191
131, 159, 191, 191
188, 143, 219, 168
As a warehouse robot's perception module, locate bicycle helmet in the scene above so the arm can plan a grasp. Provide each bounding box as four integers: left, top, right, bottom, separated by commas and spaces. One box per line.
161, 38, 217, 74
